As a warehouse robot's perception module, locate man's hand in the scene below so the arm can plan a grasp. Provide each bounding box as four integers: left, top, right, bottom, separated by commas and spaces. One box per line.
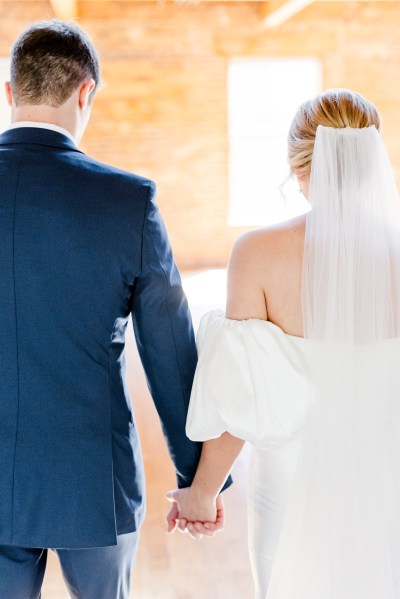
166, 487, 225, 539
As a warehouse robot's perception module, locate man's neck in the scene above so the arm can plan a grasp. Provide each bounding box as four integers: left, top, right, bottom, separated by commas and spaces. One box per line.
11, 105, 77, 141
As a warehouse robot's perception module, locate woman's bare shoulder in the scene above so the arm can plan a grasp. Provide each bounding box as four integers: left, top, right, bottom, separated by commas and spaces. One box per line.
230, 213, 307, 265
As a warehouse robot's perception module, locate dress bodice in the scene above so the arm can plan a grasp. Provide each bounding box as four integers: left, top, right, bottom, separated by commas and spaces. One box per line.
186, 309, 400, 449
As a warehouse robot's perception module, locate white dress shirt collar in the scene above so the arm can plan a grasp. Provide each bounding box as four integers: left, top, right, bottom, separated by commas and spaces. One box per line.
5, 121, 76, 144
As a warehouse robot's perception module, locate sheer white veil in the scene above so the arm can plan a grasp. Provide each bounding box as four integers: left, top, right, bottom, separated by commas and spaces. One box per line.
266, 125, 400, 598
303, 124, 400, 343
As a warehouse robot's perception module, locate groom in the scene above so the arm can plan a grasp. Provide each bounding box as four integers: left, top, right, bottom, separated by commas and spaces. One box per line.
0, 19, 227, 599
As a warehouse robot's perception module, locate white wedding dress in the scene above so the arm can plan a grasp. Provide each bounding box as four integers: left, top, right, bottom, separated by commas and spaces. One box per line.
187, 125, 400, 599
186, 309, 400, 598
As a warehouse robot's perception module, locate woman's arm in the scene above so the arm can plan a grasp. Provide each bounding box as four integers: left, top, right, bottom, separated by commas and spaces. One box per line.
167, 233, 268, 536
167, 433, 245, 536
190, 433, 245, 500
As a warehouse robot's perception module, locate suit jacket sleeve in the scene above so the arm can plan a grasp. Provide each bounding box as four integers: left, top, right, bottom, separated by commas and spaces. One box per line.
131, 181, 201, 488
132, 182, 233, 491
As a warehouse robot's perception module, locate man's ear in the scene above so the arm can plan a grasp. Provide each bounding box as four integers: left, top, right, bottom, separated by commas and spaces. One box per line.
5, 82, 13, 107
78, 79, 96, 111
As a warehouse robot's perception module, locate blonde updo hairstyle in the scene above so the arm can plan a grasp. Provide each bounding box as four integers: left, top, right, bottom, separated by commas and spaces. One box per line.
288, 88, 381, 179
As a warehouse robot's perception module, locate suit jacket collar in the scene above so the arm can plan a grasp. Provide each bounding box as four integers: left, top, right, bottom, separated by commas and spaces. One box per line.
0, 126, 84, 154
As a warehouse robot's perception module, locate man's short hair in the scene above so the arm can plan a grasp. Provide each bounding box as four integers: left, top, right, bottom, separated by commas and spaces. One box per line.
11, 19, 101, 107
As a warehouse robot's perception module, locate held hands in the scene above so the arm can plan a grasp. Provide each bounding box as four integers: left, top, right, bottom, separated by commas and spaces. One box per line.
166, 487, 225, 539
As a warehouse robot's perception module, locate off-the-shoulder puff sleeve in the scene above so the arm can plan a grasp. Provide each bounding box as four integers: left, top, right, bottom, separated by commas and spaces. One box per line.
186, 309, 315, 449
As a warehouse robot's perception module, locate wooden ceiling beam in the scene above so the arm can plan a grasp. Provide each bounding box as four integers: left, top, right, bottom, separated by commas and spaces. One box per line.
261, 0, 315, 26
49, 0, 78, 19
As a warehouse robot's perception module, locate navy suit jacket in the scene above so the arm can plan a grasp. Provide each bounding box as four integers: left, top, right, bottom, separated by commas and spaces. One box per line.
0, 126, 206, 548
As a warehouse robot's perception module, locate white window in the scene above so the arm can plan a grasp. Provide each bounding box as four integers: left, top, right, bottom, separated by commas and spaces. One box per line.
228, 57, 322, 226
0, 58, 11, 131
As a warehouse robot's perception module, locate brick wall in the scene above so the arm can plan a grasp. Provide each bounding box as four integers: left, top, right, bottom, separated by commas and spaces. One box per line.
1, 0, 400, 268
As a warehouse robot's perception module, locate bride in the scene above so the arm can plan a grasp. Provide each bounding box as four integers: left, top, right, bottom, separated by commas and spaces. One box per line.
168, 89, 400, 598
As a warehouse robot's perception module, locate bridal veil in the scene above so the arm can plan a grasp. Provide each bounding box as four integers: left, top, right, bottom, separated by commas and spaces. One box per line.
265, 125, 400, 598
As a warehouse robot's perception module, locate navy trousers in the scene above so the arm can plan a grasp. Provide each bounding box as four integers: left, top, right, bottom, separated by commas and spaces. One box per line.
0, 532, 139, 599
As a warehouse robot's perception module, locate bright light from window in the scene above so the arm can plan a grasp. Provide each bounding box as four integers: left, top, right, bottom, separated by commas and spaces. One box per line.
0, 58, 11, 132
228, 57, 322, 226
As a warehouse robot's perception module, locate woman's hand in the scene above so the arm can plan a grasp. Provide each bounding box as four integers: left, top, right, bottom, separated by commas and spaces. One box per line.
166, 487, 225, 539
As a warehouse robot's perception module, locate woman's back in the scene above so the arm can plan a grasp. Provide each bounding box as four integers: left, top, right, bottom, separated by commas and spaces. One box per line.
226, 214, 306, 337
